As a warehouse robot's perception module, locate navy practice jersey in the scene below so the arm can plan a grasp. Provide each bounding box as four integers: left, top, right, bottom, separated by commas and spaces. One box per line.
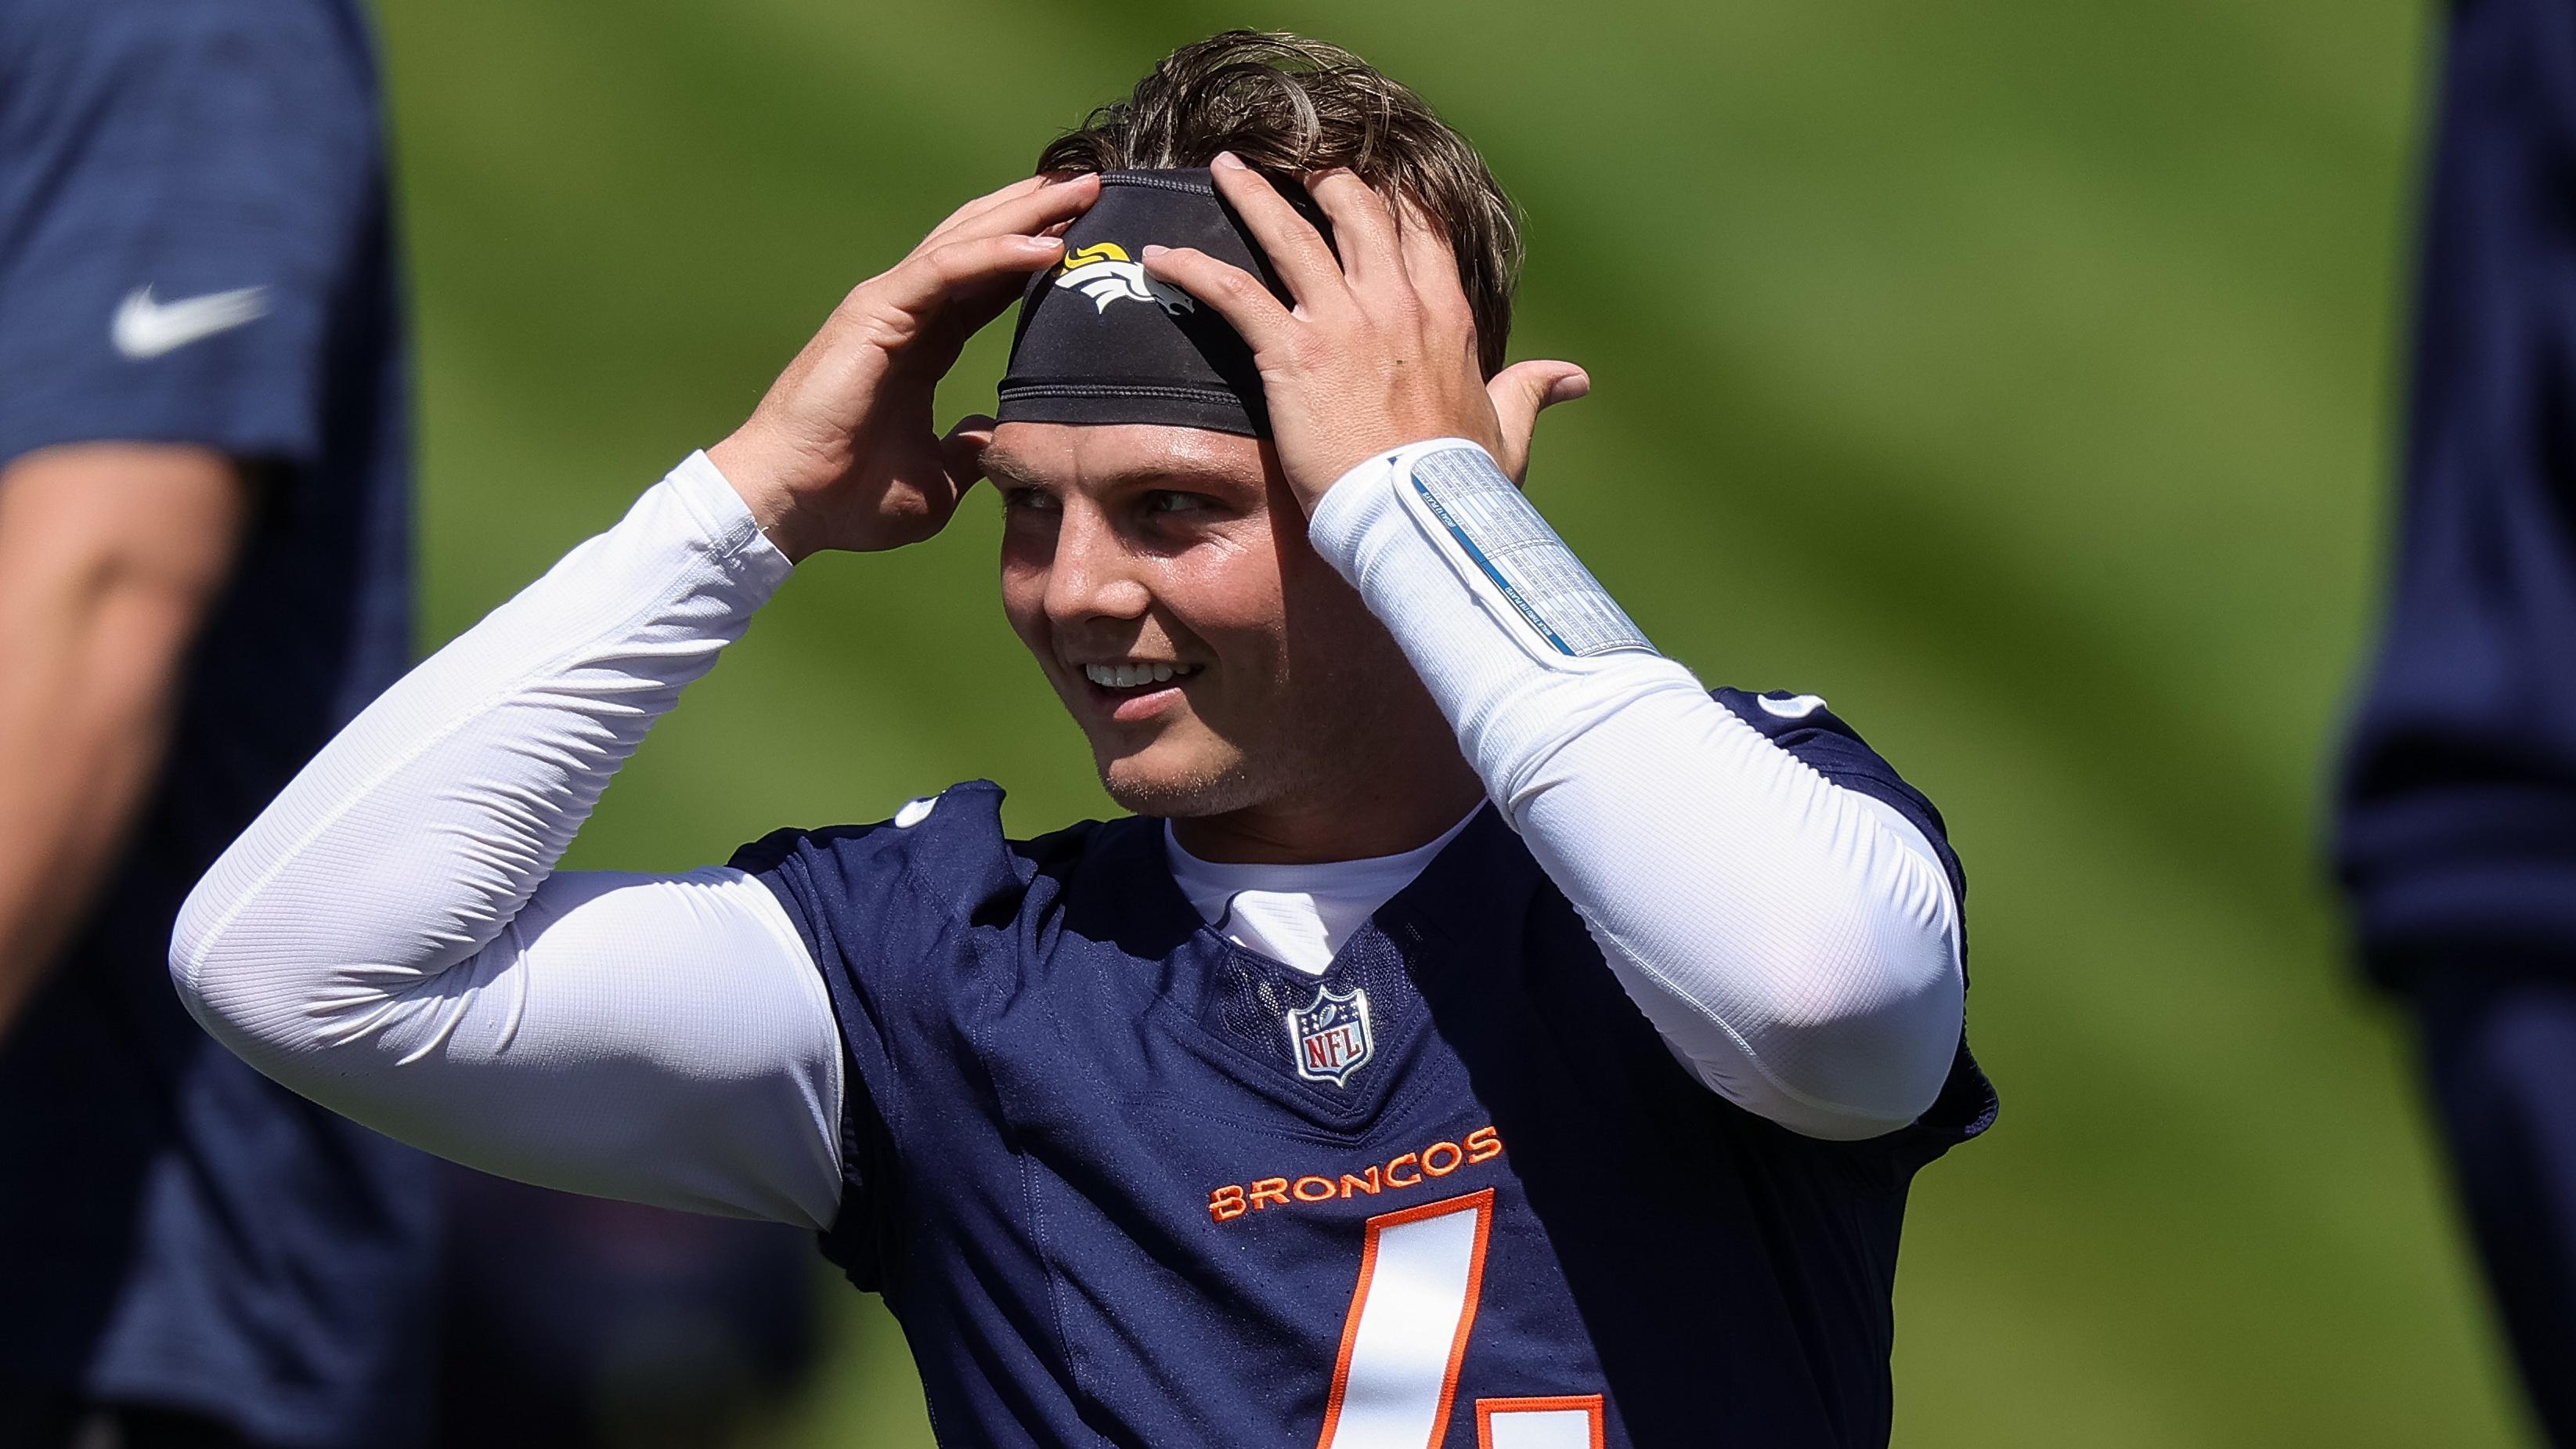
737, 689, 1994, 1449
2337, 0, 2576, 981
0, 0, 431, 1441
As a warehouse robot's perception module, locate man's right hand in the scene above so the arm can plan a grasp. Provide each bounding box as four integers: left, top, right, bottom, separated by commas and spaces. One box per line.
709, 172, 1099, 562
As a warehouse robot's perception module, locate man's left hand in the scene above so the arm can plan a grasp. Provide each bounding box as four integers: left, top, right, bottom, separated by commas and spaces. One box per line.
1142, 153, 1588, 513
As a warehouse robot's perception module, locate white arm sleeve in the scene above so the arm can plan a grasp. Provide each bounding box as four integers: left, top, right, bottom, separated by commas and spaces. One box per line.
171, 452, 845, 1227
1308, 439, 1964, 1140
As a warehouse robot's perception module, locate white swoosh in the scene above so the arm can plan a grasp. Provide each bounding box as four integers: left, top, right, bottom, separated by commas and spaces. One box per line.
112, 285, 270, 360
1758, 692, 1828, 719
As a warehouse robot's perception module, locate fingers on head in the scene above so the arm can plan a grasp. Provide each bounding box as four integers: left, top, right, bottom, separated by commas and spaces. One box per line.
1394, 201, 1473, 327
929, 172, 1100, 248
931, 175, 1045, 237
972, 172, 1101, 244
1142, 244, 1290, 345
1207, 153, 1344, 304
928, 232, 1066, 284
1304, 169, 1400, 284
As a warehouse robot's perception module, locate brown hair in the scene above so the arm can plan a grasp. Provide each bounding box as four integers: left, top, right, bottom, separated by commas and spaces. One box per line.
1036, 31, 1522, 377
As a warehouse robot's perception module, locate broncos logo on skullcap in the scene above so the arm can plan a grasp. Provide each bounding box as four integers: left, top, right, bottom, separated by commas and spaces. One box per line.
1053, 242, 1196, 316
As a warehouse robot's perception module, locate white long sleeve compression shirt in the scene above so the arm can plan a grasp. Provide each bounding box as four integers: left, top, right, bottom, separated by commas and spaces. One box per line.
1307, 439, 1962, 1137
172, 444, 1964, 1229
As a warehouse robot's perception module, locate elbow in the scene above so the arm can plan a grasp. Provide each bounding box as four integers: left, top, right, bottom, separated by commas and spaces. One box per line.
165, 870, 358, 1079
168, 872, 240, 1037
168, 859, 299, 1056
1757, 922, 1964, 1140
1795, 990, 1961, 1140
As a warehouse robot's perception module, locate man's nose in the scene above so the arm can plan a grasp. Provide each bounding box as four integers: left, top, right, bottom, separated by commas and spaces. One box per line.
1043, 503, 1153, 624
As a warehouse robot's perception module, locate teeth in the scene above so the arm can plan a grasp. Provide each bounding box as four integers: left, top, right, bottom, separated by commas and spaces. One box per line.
1084, 662, 1198, 689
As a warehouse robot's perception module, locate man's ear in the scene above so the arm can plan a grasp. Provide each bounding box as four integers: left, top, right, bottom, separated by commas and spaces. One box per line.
1485, 362, 1590, 484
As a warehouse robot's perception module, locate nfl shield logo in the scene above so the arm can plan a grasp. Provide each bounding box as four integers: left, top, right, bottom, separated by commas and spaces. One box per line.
1287, 983, 1374, 1087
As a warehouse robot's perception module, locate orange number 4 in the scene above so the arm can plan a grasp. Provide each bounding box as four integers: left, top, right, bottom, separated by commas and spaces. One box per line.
1311, 1190, 1605, 1449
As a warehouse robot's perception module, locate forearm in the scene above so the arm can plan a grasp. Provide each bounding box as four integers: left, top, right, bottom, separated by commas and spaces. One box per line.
173, 452, 844, 1223
1309, 440, 1963, 1138
0, 617, 186, 1034
0, 442, 244, 1035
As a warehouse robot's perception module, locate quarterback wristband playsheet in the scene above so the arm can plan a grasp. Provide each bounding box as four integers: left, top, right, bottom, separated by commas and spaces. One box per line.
1310, 439, 1968, 1136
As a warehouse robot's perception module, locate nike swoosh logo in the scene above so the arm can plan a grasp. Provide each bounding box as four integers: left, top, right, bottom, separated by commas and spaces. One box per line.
1758, 692, 1828, 719
111, 285, 270, 360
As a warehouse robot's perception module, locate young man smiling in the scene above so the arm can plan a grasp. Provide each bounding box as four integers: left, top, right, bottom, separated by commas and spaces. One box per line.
175, 32, 1992, 1449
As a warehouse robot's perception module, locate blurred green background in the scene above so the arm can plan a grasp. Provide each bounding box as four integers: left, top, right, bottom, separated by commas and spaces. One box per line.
373, 0, 2513, 1443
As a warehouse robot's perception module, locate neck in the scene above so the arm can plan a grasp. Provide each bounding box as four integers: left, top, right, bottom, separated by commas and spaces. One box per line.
1168, 746, 1485, 865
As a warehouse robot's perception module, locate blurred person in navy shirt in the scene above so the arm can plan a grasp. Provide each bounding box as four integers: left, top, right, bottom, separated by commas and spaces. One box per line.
0, 1, 431, 1444
2340, 1, 2576, 1441
433, 1169, 821, 1449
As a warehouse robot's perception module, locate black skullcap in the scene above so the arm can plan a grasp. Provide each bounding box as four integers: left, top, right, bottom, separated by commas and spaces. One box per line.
997, 168, 1326, 438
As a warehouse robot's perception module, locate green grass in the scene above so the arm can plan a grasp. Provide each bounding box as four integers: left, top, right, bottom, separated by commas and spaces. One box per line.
374, 1, 2524, 1442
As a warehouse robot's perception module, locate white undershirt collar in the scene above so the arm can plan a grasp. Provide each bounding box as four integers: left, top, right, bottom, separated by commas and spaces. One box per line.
1162, 811, 1481, 976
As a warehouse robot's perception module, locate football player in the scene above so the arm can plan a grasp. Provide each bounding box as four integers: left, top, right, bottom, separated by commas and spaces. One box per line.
175, 31, 1993, 1448
0, 1, 435, 1443
2338, 0, 2576, 1438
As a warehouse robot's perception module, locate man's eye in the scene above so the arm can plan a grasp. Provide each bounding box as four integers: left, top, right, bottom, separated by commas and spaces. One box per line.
1003, 488, 1061, 513
1142, 491, 1212, 516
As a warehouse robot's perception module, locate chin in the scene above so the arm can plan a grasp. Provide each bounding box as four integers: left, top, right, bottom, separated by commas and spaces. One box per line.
1096, 744, 1268, 819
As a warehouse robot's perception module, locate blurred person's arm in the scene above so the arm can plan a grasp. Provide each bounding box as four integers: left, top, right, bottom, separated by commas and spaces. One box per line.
0, 443, 245, 1036
0, 2, 396, 1037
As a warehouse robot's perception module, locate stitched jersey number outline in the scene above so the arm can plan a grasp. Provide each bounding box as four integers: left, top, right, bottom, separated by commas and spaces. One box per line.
1313, 1190, 1604, 1449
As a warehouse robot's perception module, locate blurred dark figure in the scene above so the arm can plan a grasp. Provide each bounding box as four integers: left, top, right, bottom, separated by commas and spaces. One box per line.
2339, 1, 2576, 1442
0, 1, 431, 1446
434, 1168, 820, 1449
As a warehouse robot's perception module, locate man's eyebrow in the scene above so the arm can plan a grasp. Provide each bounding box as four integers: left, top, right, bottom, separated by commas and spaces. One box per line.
980, 450, 1044, 488
981, 452, 1254, 494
